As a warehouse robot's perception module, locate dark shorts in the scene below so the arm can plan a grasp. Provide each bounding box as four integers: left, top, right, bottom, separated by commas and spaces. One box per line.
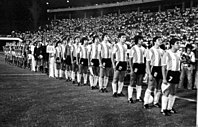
133, 63, 145, 75
115, 61, 127, 71
102, 58, 112, 68
151, 66, 162, 79
91, 59, 99, 67
80, 58, 88, 66
166, 70, 180, 84
66, 56, 72, 65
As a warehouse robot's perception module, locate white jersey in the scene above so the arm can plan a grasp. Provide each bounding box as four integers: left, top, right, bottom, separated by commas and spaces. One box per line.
130, 45, 146, 64
88, 43, 100, 59
162, 50, 180, 71
98, 41, 112, 59
55, 46, 61, 58
146, 47, 164, 66
71, 44, 78, 57
61, 44, 66, 59
112, 43, 128, 62
79, 45, 88, 59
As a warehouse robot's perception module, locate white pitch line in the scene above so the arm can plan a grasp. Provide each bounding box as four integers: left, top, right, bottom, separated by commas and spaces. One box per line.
176, 96, 196, 102
0, 73, 46, 76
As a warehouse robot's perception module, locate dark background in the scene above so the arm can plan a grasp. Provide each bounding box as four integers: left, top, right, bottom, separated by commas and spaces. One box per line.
0, 0, 197, 35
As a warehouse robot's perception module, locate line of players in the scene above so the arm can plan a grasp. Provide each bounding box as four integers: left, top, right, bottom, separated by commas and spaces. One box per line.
3, 33, 181, 116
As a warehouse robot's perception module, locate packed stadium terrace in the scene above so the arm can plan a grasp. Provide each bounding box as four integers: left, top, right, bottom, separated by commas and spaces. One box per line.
3, 5, 198, 115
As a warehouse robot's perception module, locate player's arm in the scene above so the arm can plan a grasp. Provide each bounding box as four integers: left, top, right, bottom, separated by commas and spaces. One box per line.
111, 44, 117, 70
162, 52, 168, 84
88, 45, 91, 66
129, 47, 134, 75
76, 46, 80, 65
146, 50, 153, 80
98, 44, 102, 67
70, 45, 74, 64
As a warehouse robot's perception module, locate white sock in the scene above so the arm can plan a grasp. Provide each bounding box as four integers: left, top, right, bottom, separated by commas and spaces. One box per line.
136, 85, 142, 99
94, 76, 98, 87
89, 75, 94, 86
167, 95, 176, 110
71, 71, 74, 81
112, 82, 117, 94
154, 89, 157, 97
161, 95, 168, 112
65, 70, 68, 79
99, 77, 103, 89
128, 86, 133, 100
83, 74, 87, 84
77, 73, 81, 83
104, 77, 109, 89
154, 91, 161, 105
59, 70, 63, 77
144, 89, 151, 105
117, 82, 124, 94
68, 71, 71, 79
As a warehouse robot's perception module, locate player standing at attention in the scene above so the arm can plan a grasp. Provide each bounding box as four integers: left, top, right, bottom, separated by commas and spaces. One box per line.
98, 33, 112, 92
111, 33, 128, 97
65, 37, 73, 81
77, 37, 89, 86
88, 35, 100, 90
71, 36, 80, 84
161, 38, 181, 116
143, 36, 164, 109
128, 35, 146, 103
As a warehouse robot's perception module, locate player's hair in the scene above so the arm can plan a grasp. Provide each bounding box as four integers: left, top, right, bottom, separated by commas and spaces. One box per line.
93, 35, 99, 43
102, 33, 108, 40
118, 33, 126, 38
169, 38, 179, 48
153, 36, 161, 44
80, 37, 88, 45
134, 35, 143, 44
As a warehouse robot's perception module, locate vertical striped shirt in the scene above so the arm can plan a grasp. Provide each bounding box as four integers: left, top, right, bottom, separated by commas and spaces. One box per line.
112, 43, 128, 62
146, 47, 164, 66
130, 45, 146, 64
79, 45, 88, 59
71, 44, 78, 57
88, 43, 100, 59
98, 41, 112, 59
162, 50, 180, 71
56, 46, 61, 58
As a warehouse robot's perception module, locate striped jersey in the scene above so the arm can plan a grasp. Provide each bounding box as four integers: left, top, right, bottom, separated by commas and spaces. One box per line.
112, 43, 128, 62
88, 43, 100, 59
146, 47, 164, 66
129, 45, 146, 64
65, 44, 71, 56
56, 46, 61, 58
98, 41, 112, 59
71, 44, 78, 57
61, 44, 66, 59
162, 49, 180, 71
79, 45, 88, 59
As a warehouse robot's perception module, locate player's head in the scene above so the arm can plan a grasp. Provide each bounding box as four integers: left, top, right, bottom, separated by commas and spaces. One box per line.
102, 33, 109, 41
80, 36, 88, 45
170, 38, 180, 50
134, 35, 143, 45
118, 33, 126, 43
153, 36, 162, 46
93, 35, 100, 44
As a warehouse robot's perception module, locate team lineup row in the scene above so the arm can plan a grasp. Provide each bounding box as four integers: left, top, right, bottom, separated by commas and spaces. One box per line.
3, 33, 184, 116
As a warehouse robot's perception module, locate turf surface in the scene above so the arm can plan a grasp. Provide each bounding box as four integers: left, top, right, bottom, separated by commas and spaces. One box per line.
0, 56, 196, 127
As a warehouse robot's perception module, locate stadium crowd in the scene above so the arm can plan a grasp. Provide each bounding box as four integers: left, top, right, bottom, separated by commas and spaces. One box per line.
3, 7, 198, 116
